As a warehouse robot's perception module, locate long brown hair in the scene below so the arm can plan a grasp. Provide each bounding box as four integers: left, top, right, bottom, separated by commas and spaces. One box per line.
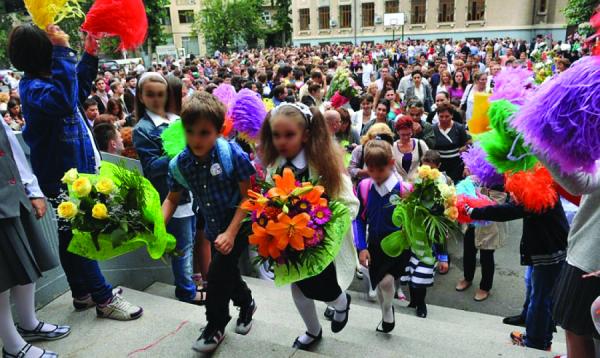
260, 106, 345, 197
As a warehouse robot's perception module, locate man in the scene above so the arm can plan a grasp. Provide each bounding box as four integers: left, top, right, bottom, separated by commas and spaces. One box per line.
375, 66, 391, 91
397, 65, 429, 98
300, 83, 322, 108
92, 77, 110, 114
299, 70, 325, 99
123, 76, 136, 114
324, 109, 341, 136
272, 85, 288, 106
406, 100, 435, 148
93, 122, 124, 154
110, 81, 128, 115
83, 99, 99, 127
487, 62, 502, 89
361, 56, 374, 88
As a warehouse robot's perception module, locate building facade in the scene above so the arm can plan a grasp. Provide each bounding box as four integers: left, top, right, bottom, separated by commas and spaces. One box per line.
291, 0, 569, 46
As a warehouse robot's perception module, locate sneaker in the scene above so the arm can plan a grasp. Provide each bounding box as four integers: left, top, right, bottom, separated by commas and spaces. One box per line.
73, 287, 123, 311
235, 299, 256, 335
192, 325, 225, 353
96, 295, 143, 321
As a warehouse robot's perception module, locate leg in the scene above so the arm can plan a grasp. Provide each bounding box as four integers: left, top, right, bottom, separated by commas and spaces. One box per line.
167, 216, 197, 302
521, 266, 533, 319
565, 330, 596, 358
291, 284, 321, 345
377, 274, 395, 323
0, 289, 26, 354
193, 229, 211, 282
592, 296, 600, 336
479, 249, 495, 292
462, 227, 476, 282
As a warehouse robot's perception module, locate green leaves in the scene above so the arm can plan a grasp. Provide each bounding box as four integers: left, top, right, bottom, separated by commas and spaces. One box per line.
563, 0, 598, 26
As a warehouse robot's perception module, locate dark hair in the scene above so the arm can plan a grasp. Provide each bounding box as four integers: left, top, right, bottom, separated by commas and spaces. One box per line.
165, 75, 183, 115
310, 70, 323, 80
364, 140, 393, 168
376, 98, 391, 114
8, 25, 52, 76
106, 98, 124, 119
83, 98, 99, 111
422, 150, 441, 166
394, 116, 414, 132
126, 75, 136, 82
272, 85, 286, 99
360, 94, 374, 104
307, 83, 321, 94
451, 71, 467, 90
181, 91, 225, 131
407, 99, 424, 109
93, 122, 118, 152
411, 70, 423, 78
436, 103, 454, 115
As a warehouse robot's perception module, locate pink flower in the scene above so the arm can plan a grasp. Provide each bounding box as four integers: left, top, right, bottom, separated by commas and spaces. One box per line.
311, 206, 332, 226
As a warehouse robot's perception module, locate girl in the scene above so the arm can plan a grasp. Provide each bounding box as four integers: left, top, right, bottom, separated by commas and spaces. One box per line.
132, 73, 203, 305
350, 94, 375, 135
461, 72, 488, 123
7, 99, 25, 131
437, 70, 452, 95
360, 99, 395, 136
105, 98, 127, 128
447, 71, 467, 103
259, 102, 359, 350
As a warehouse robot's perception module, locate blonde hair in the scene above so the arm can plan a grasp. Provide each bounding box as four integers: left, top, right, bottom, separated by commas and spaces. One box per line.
259, 105, 345, 197
360, 123, 394, 145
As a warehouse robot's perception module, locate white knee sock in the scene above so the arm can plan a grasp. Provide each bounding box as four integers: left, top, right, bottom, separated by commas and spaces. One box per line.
0, 290, 26, 353
326, 292, 348, 322
11, 284, 53, 333
377, 275, 395, 323
291, 284, 321, 345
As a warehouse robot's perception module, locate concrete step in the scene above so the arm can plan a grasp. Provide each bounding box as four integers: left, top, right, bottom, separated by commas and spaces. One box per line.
146, 279, 565, 357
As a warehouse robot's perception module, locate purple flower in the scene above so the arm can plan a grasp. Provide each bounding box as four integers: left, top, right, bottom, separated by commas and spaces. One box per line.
311, 206, 332, 226
294, 199, 312, 213
305, 228, 324, 248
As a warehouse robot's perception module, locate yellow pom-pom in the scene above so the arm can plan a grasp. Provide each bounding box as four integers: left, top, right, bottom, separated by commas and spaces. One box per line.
468, 92, 491, 135
24, 0, 84, 29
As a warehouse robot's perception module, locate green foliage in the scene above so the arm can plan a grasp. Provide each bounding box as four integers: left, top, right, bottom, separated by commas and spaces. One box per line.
145, 0, 171, 50
563, 0, 598, 26
0, 14, 14, 68
272, 0, 292, 46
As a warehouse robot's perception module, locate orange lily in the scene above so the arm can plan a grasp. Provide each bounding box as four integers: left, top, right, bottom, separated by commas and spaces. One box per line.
268, 168, 297, 202
301, 185, 328, 207
267, 213, 314, 251
249, 222, 287, 259
241, 190, 269, 215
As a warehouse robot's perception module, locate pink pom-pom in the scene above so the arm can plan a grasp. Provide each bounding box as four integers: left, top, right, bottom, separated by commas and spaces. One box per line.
213, 84, 237, 109
457, 194, 496, 224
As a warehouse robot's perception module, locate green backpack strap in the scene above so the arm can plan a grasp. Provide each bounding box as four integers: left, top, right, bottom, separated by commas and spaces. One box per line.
168, 154, 191, 191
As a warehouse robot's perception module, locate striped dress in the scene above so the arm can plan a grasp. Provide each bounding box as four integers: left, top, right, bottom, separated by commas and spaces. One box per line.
400, 254, 435, 288
433, 122, 470, 183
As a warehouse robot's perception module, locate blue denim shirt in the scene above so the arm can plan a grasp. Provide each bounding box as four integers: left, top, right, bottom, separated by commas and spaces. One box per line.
21, 46, 98, 197
167, 144, 255, 241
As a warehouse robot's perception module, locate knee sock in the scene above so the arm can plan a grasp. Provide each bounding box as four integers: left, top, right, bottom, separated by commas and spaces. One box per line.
291, 284, 321, 345
377, 275, 395, 323
326, 292, 348, 323
592, 296, 600, 335
0, 289, 45, 357
11, 284, 54, 333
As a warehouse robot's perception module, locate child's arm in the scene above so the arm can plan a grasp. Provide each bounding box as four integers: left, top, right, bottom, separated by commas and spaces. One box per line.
76, 34, 99, 104
132, 127, 170, 180
214, 179, 251, 255
355, 180, 369, 266
162, 191, 182, 225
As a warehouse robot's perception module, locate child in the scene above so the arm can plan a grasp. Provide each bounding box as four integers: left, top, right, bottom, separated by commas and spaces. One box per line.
132, 73, 201, 305
355, 139, 411, 331
259, 102, 359, 350
162, 92, 257, 353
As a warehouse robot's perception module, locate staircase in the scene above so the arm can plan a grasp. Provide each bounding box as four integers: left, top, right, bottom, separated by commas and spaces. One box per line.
33, 276, 565, 357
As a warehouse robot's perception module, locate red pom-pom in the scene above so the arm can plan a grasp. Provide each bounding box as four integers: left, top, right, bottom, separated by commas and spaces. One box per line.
505, 165, 558, 213
221, 115, 234, 137
330, 91, 349, 109
457, 194, 496, 224
82, 0, 148, 51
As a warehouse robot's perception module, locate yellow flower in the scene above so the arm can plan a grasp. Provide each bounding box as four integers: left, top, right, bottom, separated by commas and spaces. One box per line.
61, 168, 79, 185
446, 195, 458, 207
72, 177, 92, 197
417, 165, 432, 179
444, 206, 459, 221
429, 168, 441, 180
91, 203, 109, 220
95, 178, 115, 195
438, 183, 456, 199
57, 201, 78, 219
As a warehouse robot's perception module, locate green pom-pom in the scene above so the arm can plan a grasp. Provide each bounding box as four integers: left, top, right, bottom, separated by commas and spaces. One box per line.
488, 100, 518, 137
160, 120, 186, 158
479, 129, 537, 174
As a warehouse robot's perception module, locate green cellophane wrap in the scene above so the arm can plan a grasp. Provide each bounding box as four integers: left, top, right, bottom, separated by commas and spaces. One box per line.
160, 119, 186, 158
67, 161, 176, 260
273, 201, 351, 286
339, 140, 352, 167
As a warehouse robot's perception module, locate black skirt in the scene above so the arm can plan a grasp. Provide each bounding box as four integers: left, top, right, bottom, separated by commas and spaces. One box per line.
368, 239, 411, 290
0, 204, 59, 292
552, 263, 600, 339
295, 263, 342, 302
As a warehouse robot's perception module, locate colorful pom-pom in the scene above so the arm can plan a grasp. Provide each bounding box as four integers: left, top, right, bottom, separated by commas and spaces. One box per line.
456, 194, 496, 224
513, 56, 600, 174
461, 144, 504, 187
229, 89, 267, 142
263, 98, 275, 112
81, 0, 148, 51
489, 67, 535, 106
25, 0, 84, 29
222, 116, 234, 138
505, 165, 558, 214
213, 84, 237, 110
161, 120, 186, 158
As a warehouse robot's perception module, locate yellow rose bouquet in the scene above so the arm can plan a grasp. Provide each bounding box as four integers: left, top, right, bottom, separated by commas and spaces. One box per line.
57, 162, 175, 260
381, 165, 460, 265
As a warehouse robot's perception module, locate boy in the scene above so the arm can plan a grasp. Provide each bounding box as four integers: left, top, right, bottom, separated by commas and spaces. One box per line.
162, 91, 256, 353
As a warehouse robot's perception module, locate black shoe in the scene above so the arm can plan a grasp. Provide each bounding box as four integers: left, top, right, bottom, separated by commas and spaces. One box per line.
292, 329, 322, 351
416, 304, 427, 318
16, 322, 71, 342
331, 293, 351, 333
323, 306, 334, 321
376, 307, 395, 333
2, 344, 57, 358
192, 324, 226, 353
502, 315, 526, 327
235, 299, 256, 335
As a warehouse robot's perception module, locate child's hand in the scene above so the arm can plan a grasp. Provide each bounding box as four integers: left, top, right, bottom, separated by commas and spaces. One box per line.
359, 249, 370, 268
583, 270, 600, 278
438, 262, 449, 274
84, 34, 99, 57
215, 231, 235, 255
46, 25, 70, 48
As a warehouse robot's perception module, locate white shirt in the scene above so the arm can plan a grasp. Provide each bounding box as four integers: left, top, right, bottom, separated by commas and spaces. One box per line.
290, 149, 307, 170
374, 173, 399, 197
362, 63, 374, 87
79, 108, 102, 173
2, 121, 44, 198
351, 110, 376, 135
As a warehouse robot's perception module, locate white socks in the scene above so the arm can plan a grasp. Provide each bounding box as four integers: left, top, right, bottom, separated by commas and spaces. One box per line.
327, 292, 348, 323
377, 275, 395, 323
11, 284, 54, 333
0, 288, 45, 357
291, 284, 321, 345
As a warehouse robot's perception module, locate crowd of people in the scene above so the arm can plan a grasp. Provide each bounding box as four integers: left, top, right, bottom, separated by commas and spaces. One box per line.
0, 21, 599, 358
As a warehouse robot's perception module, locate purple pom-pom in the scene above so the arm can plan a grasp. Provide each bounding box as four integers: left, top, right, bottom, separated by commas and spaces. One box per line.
213, 84, 237, 109
461, 143, 505, 187
489, 67, 535, 105
230, 89, 267, 141
513, 56, 600, 174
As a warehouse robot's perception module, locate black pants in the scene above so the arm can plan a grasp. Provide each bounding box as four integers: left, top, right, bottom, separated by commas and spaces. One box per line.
206, 223, 252, 329
462, 227, 495, 291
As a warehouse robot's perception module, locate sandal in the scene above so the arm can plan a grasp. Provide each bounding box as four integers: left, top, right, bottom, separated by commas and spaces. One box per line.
189, 290, 207, 306
16, 322, 71, 342
292, 329, 322, 351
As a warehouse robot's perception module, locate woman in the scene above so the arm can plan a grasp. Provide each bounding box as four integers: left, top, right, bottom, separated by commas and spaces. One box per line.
461, 72, 488, 123
351, 94, 375, 135
392, 116, 429, 182
106, 98, 127, 128
404, 70, 433, 113
6, 99, 25, 131
360, 99, 395, 136
379, 88, 402, 120
336, 108, 360, 148
437, 70, 452, 95
447, 71, 467, 103
432, 103, 471, 183
348, 123, 395, 184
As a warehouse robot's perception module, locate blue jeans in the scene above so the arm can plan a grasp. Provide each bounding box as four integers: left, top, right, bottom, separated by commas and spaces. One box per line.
524, 262, 563, 350
167, 216, 196, 301
58, 228, 113, 304
520, 266, 533, 319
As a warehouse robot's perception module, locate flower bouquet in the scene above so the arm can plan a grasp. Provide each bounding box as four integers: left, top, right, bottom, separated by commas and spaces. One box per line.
381, 166, 460, 265
242, 168, 351, 286
57, 162, 175, 260
325, 67, 360, 101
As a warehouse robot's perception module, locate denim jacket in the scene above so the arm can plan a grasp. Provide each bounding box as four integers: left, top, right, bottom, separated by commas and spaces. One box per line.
21, 46, 98, 197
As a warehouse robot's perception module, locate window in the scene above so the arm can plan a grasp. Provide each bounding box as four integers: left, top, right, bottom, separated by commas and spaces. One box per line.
362, 3, 375, 27
182, 36, 199, 56
339, 5, 352, 28
262, 11, 272, 24
438, 0, 454, 22
299, 8, 310, 31
160, 12, 172, 26
318, 6, 330, 29
538, 0, 547, 13
467, 0, 485, 21
178, 10, 194, 24
411, 0, 426, 24
385, 0, 400, 13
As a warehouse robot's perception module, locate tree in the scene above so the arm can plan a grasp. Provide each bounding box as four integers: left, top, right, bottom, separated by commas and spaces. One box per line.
272, 0, 292, 46
0, 14, 14, 68
145, 0, 171, 55
563, 0, 598, 26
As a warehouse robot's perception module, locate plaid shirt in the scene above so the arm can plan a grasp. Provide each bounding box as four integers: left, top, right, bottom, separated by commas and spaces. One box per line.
168, 142, 255, 241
